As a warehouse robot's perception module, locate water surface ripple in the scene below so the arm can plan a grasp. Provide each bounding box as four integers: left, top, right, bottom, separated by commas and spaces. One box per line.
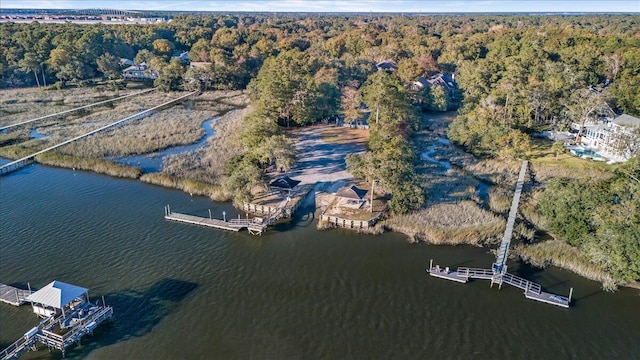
0, 163, 638, 359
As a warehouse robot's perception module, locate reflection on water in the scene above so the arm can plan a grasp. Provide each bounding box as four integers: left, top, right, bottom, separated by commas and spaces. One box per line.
421, 138, 452, 172
29, 128, 49, 139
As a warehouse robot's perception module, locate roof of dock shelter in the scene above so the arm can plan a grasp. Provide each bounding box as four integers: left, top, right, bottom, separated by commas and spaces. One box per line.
269, 176, 300, 189
336, 185, 368, 200
26, 281, 88, 309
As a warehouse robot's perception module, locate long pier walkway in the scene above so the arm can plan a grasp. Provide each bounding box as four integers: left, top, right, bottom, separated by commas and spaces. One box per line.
164, 204, 285, 236
0, 284, 32, 306
0, 91, 198, 176
428, 160, 573, 308
0, 88, 156, 132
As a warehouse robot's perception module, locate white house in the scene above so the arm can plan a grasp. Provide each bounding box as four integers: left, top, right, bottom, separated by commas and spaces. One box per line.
581, 114, 640, 161
122, 63, 158, 81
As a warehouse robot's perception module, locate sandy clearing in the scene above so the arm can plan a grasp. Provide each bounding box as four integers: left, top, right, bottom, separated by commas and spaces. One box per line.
287, 125, 366, 193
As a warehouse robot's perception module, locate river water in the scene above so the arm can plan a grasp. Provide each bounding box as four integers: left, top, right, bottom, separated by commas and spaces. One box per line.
1, 162, 639, 359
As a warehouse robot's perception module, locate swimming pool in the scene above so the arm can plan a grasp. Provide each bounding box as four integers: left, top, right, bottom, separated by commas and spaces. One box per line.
569, 147, 607, 161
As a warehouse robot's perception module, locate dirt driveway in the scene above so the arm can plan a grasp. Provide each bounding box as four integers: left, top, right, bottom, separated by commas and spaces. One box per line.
286, 125, 367, 192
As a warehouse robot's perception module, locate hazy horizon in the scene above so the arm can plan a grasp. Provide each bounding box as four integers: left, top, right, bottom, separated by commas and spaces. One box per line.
2, 0, 639, 13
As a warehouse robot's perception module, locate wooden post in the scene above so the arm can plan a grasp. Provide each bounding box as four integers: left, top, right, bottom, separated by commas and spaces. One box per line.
370, 180, 374, 213
208, 209, 212, 219
568, 287, 573, 303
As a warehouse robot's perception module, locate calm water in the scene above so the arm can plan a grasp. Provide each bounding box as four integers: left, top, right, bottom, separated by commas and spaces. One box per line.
1, 163, 639, 359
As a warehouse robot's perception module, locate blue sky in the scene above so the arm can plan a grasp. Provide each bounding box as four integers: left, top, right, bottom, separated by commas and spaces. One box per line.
2, 0, 639, 13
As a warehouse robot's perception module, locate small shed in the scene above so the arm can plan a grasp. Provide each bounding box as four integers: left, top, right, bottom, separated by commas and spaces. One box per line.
336, 185, 368, 200
270, 176, 301, 193
26, 281, 89, 318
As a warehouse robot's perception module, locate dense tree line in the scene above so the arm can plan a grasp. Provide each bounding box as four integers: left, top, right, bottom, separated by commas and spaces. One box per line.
445, 20, 639, 158
2, 14, 638, 273
538, 157, 640, 282
346, 71, 424, 214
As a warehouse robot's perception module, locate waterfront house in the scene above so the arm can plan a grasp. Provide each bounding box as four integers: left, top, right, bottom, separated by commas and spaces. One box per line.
425, 73, 458, 98
410, 76, 430, 92
581, 114, 640, 161
122, 63, 158, 82
26, 280, 90, 318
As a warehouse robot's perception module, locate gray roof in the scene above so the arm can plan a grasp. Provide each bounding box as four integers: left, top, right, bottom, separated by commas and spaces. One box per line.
336, 185, 368, 200
270, 176, 300, 189
611, 114, 640, 127
27, 281, 88, 309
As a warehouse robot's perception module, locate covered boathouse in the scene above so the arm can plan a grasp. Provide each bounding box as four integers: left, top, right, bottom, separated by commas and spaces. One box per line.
26, 280, 90, 318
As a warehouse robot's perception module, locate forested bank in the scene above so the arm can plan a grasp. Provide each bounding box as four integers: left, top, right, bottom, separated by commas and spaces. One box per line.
1, 13, 638, 286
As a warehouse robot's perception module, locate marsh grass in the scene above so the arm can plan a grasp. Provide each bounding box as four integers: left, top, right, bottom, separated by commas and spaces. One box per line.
385, 200, 505, 245
37, 152, 142, 178
60, 107, 212, 157
140, 173, 231, 202
488, 186, 512, 214
515, 240, 617, 290
0, 87, 144, 127
530, 161, 613, 183
161, 105, 251, 183
316, 220, 335, 230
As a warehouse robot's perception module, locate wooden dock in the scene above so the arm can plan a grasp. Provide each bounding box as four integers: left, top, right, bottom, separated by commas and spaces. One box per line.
428, 263, 571, 308
427, 161, 572, 309
164, 205, 273, 235
0, 284, 32, 306
0, 302, 113, 360
165, 212, 244, 232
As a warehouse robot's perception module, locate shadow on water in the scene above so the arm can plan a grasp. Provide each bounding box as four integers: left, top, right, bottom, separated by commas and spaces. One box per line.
58, 278, 198, 359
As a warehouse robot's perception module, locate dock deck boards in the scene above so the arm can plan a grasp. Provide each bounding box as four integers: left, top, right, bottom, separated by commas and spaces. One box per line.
0, 284, 31, 306
427, 268, 468, 283
165, 212, 244, 232
427, 266, 571, 308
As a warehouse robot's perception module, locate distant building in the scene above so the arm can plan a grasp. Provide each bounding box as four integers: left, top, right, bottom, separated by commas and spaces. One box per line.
172, 51, 190, 64
119, 58, 134, 67
376, 60, 398, 72
122, 63, 158, 82
410, 76, 430, 91
424, 73, 458, 98
581, 114, 640, 161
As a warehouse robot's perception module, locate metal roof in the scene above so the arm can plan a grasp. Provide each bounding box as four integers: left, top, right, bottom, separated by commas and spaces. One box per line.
270, 176, 300, 189
336, 185, 368, 200
26, 281, 88, 309
611, 114, 640, 127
